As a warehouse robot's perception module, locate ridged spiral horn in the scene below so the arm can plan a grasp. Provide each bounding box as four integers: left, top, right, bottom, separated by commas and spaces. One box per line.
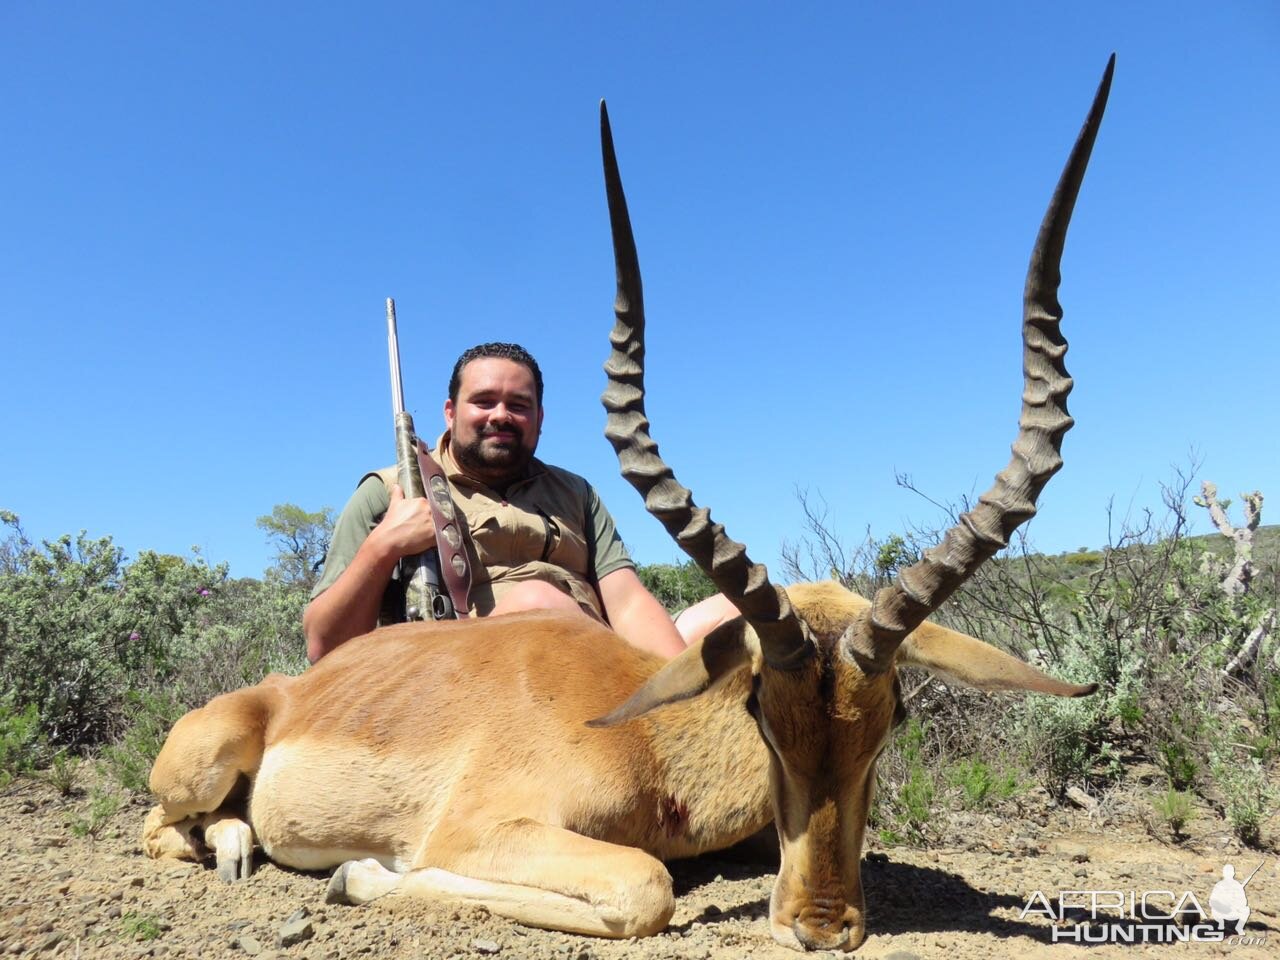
840, 55, 1115, 673
599, 101, 813, 671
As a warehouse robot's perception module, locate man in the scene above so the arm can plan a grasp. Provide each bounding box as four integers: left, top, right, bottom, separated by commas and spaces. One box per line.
304, 342, 735, 662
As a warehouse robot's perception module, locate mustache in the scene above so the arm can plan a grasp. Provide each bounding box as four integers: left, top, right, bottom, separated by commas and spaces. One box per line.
480, 425, 523, 439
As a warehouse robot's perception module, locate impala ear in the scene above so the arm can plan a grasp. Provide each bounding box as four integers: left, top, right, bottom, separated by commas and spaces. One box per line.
897, 620, 1097, 698
587, 619, 759, 727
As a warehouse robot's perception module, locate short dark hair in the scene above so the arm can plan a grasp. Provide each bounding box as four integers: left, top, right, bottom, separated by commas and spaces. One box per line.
448, 342, 544, 407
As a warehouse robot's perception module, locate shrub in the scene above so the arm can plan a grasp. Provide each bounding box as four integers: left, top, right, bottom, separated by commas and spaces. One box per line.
873, 718, 939, 844
947, 758, 1022, 809
637, 561, 717, 615
0, 696, 45, 786
1152, 788, 1194, 838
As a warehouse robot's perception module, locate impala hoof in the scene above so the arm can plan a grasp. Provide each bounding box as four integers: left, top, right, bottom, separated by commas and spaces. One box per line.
205, 816, 254, 883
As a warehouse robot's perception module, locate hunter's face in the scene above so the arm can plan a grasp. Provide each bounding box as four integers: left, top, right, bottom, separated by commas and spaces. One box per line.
445, 357, 543, 488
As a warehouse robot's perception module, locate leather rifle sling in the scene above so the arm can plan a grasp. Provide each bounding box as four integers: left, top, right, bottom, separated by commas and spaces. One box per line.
415, 441, 473, 618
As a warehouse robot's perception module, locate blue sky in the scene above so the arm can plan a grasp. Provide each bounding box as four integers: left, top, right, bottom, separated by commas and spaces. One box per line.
2, 2, 1277, 580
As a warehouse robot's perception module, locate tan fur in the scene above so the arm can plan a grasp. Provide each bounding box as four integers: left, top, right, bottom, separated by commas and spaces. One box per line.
144, 586, 1084, 946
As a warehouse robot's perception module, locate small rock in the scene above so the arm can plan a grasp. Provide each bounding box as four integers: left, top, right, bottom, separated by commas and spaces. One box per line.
284, 906, 310, 926
109, 890, 125, 902
277, 916, 314, 948
884, 952, 924, 960
37, 932, 63, 952
51, 870, 73, 882
18, 801, 35, 814
236, 935, 264, 956
471, 940, 500, 954
127, 876, 145, 888
107, 905, 123, 920
1065, 786, 1097, 811
704, 904, 722, 916
1050, 841, 1089, 862
1073, 866, 1088, 878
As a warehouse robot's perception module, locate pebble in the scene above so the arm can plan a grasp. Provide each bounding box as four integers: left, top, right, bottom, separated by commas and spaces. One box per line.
1050, 841, 1089, 862
236, 934, 264, 956
276, 915, 314, 948
471, 939, 501, 954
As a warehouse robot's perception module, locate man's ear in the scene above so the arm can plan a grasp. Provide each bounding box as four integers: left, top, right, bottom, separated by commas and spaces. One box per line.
897, 620, 1096, 697
587, 618, 758, 727
444, 398, 456, 431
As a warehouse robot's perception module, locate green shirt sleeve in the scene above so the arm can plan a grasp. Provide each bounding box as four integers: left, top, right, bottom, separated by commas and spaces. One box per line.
310, 476, 391, 599
586, 483, 635, 581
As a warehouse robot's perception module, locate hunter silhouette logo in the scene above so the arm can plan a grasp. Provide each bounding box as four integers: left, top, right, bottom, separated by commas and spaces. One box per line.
1021, 858, 1268, 945
1210, 862, 1262, 936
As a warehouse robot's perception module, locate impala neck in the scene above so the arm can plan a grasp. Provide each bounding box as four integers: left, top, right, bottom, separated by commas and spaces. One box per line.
640, 667, 773, 857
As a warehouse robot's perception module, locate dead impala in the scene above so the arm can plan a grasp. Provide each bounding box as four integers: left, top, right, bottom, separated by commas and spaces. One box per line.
143, 57, 1113, 952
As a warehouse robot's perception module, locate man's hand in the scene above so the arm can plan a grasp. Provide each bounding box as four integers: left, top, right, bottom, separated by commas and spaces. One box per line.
370, 484, 436, 557
304, 483, 435, 663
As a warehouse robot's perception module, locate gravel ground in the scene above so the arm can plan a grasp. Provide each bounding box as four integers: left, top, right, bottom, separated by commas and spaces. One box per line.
1, 777, 1276, 959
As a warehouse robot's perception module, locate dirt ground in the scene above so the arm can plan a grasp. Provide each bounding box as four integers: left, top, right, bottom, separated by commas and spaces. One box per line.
1, 777, 1276, 960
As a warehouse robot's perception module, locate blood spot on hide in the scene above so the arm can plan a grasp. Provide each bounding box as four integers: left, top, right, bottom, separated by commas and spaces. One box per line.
658, 795, 689, 838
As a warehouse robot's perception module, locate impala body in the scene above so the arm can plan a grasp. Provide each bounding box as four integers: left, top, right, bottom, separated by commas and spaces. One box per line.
145, 58, 1114, 951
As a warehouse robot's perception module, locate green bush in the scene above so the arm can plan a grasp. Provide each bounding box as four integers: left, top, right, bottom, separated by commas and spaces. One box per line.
0, 512, 310, 760
637, 560, 717, 615
0, 696, 45, 786
1211, 754, 1274, 848
947, 758, 1022, 809
873, 718, 939, 844
101, 691, 189, 793
1152, 787, 1194, 838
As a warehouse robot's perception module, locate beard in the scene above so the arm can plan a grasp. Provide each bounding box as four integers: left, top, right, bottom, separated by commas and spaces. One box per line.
451, 424, 537, 485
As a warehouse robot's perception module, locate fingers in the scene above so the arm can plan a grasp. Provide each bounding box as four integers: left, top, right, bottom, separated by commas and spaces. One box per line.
378, 487, 436, 555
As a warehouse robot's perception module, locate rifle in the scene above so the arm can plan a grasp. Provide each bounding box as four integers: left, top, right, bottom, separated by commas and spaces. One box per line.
386, 298, 454, 621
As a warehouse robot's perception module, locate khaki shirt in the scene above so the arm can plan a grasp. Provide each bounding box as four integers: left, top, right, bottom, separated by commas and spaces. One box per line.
311, 434, 634, 623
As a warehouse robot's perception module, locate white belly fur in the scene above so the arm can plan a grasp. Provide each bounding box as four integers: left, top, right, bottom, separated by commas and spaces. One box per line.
249, 738, 468, 871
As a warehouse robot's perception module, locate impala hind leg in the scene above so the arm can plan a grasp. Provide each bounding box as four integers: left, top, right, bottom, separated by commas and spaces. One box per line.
328, 819, 675, 938
143, 679, 284, 880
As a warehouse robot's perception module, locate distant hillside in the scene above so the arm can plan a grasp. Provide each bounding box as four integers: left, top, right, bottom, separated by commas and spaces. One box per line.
1008, 523, 1278, 601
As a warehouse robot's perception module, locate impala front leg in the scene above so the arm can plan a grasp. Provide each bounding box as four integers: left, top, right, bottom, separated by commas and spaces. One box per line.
328, 818, 675, 938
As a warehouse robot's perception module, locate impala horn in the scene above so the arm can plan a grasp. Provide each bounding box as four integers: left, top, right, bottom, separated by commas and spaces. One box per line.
600, 101, 813, 671
841, 56, 1114, 673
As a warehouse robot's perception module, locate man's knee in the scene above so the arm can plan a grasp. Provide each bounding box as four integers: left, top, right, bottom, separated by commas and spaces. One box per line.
490, 581, 584, 617
673, 593, 741, 645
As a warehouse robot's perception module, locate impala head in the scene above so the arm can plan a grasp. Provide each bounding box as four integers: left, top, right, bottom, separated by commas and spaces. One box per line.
593, 58, 1114, 951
